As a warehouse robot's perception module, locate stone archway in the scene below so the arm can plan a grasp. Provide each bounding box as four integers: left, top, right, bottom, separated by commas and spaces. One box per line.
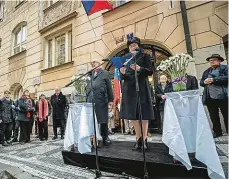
9, 83, 23, 100
104, 40, 173, 78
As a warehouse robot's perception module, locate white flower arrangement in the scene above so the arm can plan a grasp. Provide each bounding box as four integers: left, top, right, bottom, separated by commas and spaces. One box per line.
156, 53, 194, 79
73, 75, 88, 96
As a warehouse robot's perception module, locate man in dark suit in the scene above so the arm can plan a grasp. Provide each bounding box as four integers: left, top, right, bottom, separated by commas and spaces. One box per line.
200, 54, 228, 138
86, 60, 114, 145
186, 74, 199, 90
51, 87, 67, 140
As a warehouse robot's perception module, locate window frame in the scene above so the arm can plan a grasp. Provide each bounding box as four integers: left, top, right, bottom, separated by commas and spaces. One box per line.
12, 23, 27, 55
45, 30, 72, 69
169, 0, 175, 9
0, 1, 4, 21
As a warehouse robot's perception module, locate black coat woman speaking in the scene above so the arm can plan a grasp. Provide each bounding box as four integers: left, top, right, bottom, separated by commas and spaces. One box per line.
119, 37, 154, 151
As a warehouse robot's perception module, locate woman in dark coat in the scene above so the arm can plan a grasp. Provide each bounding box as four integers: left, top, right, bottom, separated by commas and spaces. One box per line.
17, 90, 35, 143
120, 37, 154, 151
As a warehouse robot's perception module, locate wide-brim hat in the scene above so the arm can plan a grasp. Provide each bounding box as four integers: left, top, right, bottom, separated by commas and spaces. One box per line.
127, 37, 141, 47
206, 54, 225, 62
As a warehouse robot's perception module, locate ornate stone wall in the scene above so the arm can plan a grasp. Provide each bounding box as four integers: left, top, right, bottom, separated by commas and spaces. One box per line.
38, 1, 78, 31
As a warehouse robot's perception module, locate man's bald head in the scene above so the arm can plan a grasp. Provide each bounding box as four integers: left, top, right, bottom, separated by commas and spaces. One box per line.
55, 86, 61, 95
90, 60, 101, 68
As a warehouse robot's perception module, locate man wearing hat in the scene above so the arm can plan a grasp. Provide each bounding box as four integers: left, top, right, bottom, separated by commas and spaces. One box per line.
200, 54, 228, 138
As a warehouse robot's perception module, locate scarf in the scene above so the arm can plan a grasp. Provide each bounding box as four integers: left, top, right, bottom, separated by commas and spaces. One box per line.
24, 96, 32, 118
39, 99, 48, 122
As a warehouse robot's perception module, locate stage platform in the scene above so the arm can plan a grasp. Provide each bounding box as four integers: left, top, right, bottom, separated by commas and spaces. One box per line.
62, 141, 209, 179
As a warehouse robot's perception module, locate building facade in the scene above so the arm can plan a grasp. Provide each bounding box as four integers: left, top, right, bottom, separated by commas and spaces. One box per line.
0, 0, 228, 99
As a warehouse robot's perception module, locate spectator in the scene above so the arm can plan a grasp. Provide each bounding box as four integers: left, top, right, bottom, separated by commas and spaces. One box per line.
38, 94, 51, 141
0, 98, 9, 146
186, 74, 199, 90
85, 60, 114, 145
11, 99, 19, 142
155, 75, 173, 133
51, 87, 67, 140
1, 90, 15, 144
17, 90, 35, 143
200, 54, 228, 138
29, 96, 36, 135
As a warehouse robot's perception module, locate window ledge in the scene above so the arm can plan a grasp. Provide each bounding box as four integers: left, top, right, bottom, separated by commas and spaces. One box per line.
39, 11, 77, 34
8, 50, 26, 60
41, 61, 74, 73
15, 1, 26, 10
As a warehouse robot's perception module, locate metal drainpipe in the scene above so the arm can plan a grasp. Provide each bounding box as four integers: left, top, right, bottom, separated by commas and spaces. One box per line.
180, 0, 193, 57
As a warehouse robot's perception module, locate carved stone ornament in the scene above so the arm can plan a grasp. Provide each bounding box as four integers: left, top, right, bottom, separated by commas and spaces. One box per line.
39, 1, 78, 31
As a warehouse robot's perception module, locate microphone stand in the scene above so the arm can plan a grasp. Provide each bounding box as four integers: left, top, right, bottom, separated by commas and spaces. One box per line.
133, 55, 149, 179
65, 59, 138, 179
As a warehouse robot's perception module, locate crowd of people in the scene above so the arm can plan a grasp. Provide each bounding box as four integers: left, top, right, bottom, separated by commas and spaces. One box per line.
0, 87, 69, 146
0, 37, 227, 150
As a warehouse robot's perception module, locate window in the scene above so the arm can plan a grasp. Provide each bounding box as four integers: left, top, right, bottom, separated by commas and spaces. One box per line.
45, 31, 72, 68
48, 0, 59, 7
110, 0, 130, 8
169, 0, 175, 9
0, 1, 4, 21
13, 23, 27, 55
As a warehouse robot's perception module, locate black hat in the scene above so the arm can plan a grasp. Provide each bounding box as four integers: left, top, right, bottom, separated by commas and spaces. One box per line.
206, 54, 225, 62
127, 37, 141, 47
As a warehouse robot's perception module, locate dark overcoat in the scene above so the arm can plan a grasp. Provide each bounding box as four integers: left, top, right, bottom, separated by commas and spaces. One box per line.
86, 69, 114, 124
155, 83, 173, 111
51, 92, 67, 120
120, 51, 154, 120
1, 98, 15, 123
17, 97, 34, 122
200, 64, 228, 105
186, 75, 199, 90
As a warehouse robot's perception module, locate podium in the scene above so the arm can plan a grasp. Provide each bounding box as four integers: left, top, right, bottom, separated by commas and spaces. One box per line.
162, 90, 225, 179
64, 103, 101, 154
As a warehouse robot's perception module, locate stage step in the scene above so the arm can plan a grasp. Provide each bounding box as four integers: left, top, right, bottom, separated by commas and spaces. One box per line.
62, 141, 209, 179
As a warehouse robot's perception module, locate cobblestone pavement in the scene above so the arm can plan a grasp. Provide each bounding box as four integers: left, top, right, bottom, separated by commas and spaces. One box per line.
0, 133, 228, 179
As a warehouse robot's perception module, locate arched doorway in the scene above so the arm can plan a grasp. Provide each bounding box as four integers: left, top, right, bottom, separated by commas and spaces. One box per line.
105, 43, 172, 90
104, 43, 173, 132
9, 83, 23, 100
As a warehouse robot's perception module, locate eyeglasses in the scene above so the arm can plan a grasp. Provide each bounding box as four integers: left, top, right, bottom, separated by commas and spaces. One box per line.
129, 43, 138, 48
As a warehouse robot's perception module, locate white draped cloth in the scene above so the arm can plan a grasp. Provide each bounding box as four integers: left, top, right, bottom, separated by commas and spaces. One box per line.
162, 90, 225, 179
64, 103, 101, 154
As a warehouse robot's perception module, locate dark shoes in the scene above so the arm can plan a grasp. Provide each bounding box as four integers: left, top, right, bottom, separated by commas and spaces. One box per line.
132, 138, 148, 151
52, 136, 58, 140
2, 141, 9, 146
132, 138, 142, 151
103, 137, 111, 145
61, 136, 64, 140
213, 133, 223, 138
11, 138, 18, 143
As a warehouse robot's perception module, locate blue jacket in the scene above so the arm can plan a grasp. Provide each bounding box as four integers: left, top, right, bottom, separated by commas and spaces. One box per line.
200, 64, 228, 104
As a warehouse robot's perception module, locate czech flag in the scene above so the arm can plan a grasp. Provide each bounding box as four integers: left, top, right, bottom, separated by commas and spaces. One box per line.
81, 0, 113, 16
113, 68, 121, 105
